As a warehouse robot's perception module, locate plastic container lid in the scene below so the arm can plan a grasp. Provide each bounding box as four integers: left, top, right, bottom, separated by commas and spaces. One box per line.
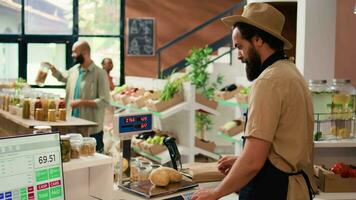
70, 140, 82, 148
67, 133, 83, 142
33, 126, 52, 133
82, 137, 96, 145
60, 135, 70, 140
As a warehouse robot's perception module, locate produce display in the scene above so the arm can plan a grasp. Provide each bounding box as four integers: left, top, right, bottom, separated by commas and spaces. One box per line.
330, 162, 356, 178
236, 86, 251, 104
149, 167, 182, 187
132, 130, 174, 155
219, 119, 245, 136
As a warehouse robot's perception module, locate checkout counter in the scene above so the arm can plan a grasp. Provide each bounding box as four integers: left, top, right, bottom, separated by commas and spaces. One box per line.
93, 112, 356, 200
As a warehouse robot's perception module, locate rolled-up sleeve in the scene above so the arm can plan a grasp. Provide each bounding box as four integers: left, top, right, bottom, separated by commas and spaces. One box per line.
94, 70, 111, 109
245, 79, 282, 142
52, 69, 68, 83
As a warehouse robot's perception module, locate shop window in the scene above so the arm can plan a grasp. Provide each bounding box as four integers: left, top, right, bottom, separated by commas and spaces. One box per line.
0, 43, 18, 80
79, 0, 120, 35
27, 43, 66, 86
0, 0, 22, 34
25, 0, 73, 35
79, 37, 120, 85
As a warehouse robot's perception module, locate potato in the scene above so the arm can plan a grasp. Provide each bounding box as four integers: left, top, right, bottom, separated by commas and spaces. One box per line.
149, 167, 182, 186
161, 167, 182, 182
149, 168, 170, 186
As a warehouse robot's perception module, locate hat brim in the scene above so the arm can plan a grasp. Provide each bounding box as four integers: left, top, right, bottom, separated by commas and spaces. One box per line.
221, 15, 293, 50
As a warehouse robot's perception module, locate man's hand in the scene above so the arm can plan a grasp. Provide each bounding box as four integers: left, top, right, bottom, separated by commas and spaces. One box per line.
218, 155, 238, 175
42, 62, 57, 74
70, 100, 82, 108
191, 188, 219, 200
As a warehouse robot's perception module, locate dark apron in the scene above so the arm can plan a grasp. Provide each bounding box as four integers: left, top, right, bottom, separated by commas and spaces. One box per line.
239, 110, 314, 200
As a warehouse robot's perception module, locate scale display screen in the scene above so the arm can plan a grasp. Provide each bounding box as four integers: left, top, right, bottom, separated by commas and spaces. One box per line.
0, 133, 64, 200
118, 113, 153, 134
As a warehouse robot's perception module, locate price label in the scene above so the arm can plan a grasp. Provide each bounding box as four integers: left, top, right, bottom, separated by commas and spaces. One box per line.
34, 152, 59, 168
118, 113, 153, 134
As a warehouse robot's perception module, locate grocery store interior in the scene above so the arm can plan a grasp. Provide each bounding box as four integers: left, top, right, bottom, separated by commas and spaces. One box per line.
1, 0, 356, 199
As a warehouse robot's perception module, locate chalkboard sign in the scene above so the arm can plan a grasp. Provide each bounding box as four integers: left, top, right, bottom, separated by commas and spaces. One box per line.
127, 18, 155, 56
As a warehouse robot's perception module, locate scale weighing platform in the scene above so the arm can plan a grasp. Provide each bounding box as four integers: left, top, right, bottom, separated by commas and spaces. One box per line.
114, 112, 198, 199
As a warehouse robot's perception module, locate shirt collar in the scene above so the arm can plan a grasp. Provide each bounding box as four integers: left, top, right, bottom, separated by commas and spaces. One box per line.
77, 61, 95, 72
261, 50, 288, 70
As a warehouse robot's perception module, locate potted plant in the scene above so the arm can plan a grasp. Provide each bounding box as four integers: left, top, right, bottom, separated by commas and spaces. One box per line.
186, 46, 223, 153
186, 47, 223, 110
146, 75, 187, 112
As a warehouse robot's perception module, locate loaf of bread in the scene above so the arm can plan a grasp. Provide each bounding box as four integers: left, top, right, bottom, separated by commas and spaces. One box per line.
149, 167, 182, 186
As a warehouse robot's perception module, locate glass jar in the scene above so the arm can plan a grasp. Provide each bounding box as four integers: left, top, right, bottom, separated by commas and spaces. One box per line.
70, 140, 81, 159
35, 108, 44, 121
80, 137, 96, 156
58, 108, 67, 121
22, 98, 31, 119
60, 135, 71, 162
140, 161, 152, 174
36, 62, 50, 87
138, 166, 149, 182
130, 158, 139, 182
330, 79, 355, 119
58, 98, 66, 109
309, 80, 332, 121
330, 79, 355, 139
47, 109, 56, 122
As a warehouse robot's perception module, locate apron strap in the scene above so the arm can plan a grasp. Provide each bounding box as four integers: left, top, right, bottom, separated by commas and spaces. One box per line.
288, 170, 314, 200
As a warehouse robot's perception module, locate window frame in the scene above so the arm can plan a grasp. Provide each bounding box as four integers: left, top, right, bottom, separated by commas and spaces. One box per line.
0, 0, 126, 88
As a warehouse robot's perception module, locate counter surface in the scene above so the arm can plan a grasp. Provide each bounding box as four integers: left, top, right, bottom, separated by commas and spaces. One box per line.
0, 109, 97, 136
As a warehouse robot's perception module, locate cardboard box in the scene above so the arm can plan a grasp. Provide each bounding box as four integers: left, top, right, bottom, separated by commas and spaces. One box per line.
195, 137, 216, 153
146, 93, 184, 112
196, 93, 218, 110
316, 165, 356, 192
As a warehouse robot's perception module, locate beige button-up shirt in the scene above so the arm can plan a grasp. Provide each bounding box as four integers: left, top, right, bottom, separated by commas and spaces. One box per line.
245, 59, 317, 200
53, 62, 110, 135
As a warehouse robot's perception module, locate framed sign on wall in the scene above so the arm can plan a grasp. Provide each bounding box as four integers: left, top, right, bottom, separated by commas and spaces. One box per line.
127, 18, 155, 56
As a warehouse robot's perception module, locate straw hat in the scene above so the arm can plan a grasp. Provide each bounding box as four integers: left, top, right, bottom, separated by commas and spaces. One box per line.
221, 3, 292, 49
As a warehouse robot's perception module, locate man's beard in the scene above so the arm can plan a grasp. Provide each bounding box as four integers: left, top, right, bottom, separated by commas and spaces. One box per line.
244, 46, 262, 82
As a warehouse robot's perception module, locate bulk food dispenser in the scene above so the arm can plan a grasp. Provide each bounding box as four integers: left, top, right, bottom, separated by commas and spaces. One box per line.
310, 79, 356, 141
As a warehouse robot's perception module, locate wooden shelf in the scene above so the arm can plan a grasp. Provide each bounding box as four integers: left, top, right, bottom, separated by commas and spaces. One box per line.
0, 109, 97, 129
111, 101, 188, 119
218, 99, 248, 111
132, 145, 188, 164
63, 153, 113, 172
194, 103, 220, 116
194, 147, 221, 160
216, 132, 243, 144
314, 139, 356, 148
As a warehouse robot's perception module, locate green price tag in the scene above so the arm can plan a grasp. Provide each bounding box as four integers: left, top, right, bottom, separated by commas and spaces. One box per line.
49, 167, 61, 179
50, 186, 62, 199
37, 189, 50, 200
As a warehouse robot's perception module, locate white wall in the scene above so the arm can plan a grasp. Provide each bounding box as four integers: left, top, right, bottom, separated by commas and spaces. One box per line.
303, 0, 336, 81
247, 0, 336, 81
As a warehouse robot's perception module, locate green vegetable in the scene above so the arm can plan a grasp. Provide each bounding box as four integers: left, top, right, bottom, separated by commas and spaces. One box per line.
159, 75, 187, 101
314, 131, 322, 141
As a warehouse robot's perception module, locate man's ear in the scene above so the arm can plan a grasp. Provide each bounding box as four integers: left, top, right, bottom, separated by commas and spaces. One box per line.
252, 35, 264, 48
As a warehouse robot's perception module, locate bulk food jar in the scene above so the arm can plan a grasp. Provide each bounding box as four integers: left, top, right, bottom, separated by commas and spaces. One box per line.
309, 80, 332, 121
330, 79, 355, 139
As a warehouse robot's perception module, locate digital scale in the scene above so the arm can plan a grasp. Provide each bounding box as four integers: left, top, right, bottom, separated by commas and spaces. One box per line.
114, 112, 198, 199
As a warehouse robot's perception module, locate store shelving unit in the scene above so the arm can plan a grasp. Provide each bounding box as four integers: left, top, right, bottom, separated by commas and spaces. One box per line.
111, 80, 222, 162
